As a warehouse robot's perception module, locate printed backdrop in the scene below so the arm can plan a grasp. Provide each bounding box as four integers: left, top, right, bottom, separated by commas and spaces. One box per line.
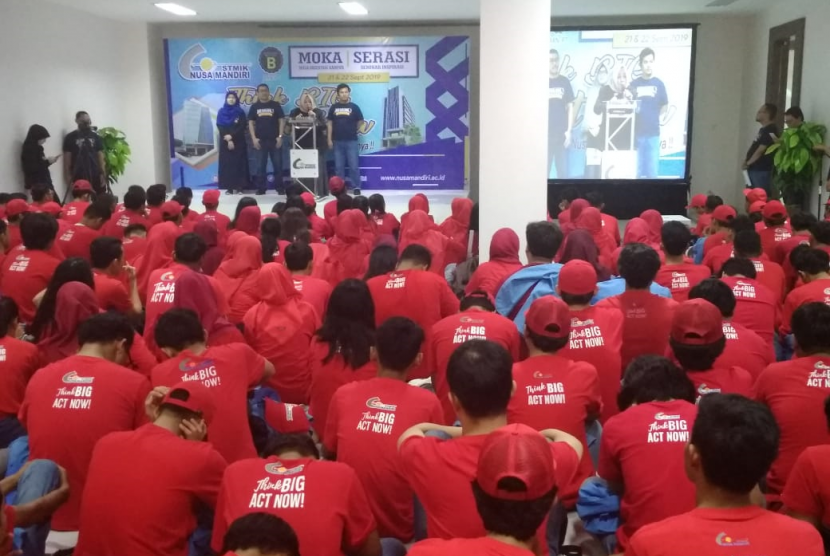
164, 36, 470, 190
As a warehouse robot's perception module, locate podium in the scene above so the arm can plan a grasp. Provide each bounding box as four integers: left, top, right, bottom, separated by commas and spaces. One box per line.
601, 101, 637, 180
287, 115, 327, 198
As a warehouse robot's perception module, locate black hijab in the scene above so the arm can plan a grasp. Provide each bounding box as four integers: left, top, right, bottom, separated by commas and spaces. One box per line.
23, 124, 50, 146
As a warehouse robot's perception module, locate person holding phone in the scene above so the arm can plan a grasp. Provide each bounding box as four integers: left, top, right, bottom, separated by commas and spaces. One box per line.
21, 124, 60, 195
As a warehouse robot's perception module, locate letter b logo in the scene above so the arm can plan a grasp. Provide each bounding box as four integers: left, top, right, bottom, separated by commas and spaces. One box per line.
259, 47, 284, 74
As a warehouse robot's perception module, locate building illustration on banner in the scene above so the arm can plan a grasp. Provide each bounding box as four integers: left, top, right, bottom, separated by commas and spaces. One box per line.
382, 86, 419, 149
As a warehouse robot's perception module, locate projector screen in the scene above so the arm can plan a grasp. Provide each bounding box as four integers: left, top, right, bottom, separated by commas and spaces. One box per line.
548, 26, 696, 181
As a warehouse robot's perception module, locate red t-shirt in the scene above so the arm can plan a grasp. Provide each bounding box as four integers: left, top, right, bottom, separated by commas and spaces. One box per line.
102, 209, 150, 238
686, 366, 753, 400
196, 211, 231, 240
626, 506, 823, 556
428, 309, 523, 424
324, 377, 443, 541
0, 248, 61, 323
694, 213, 713, 236
211, 457, 377, 556
753, 355, 830, 496
702, 242, 734, 273
19, 355, 151, 530
720, 276, 779, 345
292, 275, 333, 322
56, 224, 100, 262
781, 445, 830, 526
372, 213, 401, 237
773, 233, 810, 266
718, 321, 774, 382
75, 424, 227, 556
596, 290, 678, 370
654, 263, 712, 302
61, 200, 90, 225
93, 270, 132, 314
409, 537, 535, 556
399, 432, 579, 542
751, 258, 786, 304
0, 336, 41, 419
508, 355, 600, 507
368, 270, 460, 380
702, 231, 726, 255
151, 344, 265, 463
146, 206, 163, 228
759, 224, 793, 261
601, 213, 621, 246
599, 400, 697, 550
781, 279, 830, 335
122, 236, 148, 268
562, 306, 624, 423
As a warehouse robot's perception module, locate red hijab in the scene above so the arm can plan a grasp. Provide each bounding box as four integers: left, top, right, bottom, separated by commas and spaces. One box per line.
173, 271, 240, 343
465, 228, 523, 297
214, 236, 263, 299
398, 210, 450, 274
560, 229, 612, 282
137, 221, 180, 300
38, 282, 100, 363
640, 210, 663, 245
324, 210, 372, 284
439, 198, 473, 243
489, 228, 521, 264
561, 199, 590, 236
243, 264, 304, 347
575, 207, 616, 256
610, 218, 663, 274
409, 194, 430, 214
235, 206, 262, 237
194, 220, 224, 276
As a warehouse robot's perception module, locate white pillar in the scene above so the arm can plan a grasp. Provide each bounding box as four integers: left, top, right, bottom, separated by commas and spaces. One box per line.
478, 0, 551, 262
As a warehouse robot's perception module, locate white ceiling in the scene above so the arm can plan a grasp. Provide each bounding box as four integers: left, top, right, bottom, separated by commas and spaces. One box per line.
40, 0, 772, 23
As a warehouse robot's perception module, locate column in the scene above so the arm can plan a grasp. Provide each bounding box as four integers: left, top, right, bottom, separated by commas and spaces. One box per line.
478, 0, 551, 261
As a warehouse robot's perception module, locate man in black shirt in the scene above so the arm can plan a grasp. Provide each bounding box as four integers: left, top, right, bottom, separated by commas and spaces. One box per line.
548, 49, 575, 180
63, 111, 106, 194
327, 84, 364, 191
742, 103, 779, 195
248, 83, 286, 195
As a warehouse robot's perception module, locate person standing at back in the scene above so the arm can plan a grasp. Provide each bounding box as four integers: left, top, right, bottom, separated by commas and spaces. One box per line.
743, 103, 779, 194
547, 49, 575, 180
630, 48, 668, 179
62, 111, 106, 194
248, 84, 286, 196
327, 84, 365, 191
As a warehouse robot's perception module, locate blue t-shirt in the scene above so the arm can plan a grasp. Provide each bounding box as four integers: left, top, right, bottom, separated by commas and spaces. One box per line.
630, 77, 668, 138
549, 75, 575, 134
327, 102, 364, 142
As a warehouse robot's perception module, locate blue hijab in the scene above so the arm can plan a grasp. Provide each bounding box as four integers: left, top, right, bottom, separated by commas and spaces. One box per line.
217, 92, 245, 127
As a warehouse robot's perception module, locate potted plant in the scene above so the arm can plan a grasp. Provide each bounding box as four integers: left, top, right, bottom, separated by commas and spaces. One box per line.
766, 121, 826, 209
98, 127, 132, 189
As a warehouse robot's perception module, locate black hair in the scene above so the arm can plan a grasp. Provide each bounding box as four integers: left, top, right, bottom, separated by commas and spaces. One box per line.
75, 111, 89, 120
688, 278, 736, 318
661, 221, 692, 257
154, 309, 205, 351
124, 223, 147, 237
272, 202, 287, 217
221, 513, 299, 556
670, 337, 727, 371
231, 197, 259, 228
526, 329, 569, 354
761, 103, 779, 120
83, 199, 113, 222
0, 220, 8, 236
460, 291, 495, 312
20, 213, 58, 250
336, 83, 351, 93
146, 184, 167, 207
90, 237, 123, 270
526, 222, 564, 260
617, 355, 696, 411
560, 291, 595, 307
790, 210, 818, 232
399, 244, 432, 270
363, 245, 398, 281
639, 47, 655, 62
174, 233, 207, 264
98, 193, 118, 211
376, 317, 424, 372
78, 312, 135, 350
584, 191, 603, 208
785, 106, 805, 120
472, 481, 557, 542
447, 340, 513, 418
266, 432, 320, 459
8, 193, 27, 202
811, 221, 830, 245
705, 195, 724, 212
353, 195, 370, 216
560, 188, 578, 204
368, 194, 386, 214
792, 302, 830, 355
123, 186, 146, 210
749, 211, 763, 225
336, 195, 353, 215
0, 194, 10, 205
260, 218, 281, 264
726, 215, 755, 234
284, 241, 313, 272
172, 195, 190, 217
618, 243, 661, 289
692, 394, 779, 494
0, 297, 19, 338
316, 279, 375, 369
788, 244, 813, 272
469, 203, 479, 234
280, 208, 310, 242
720, 258, 757, 279
256, 83, 270, 92
29, 257, 94, 340
284, 195, 305, 212
733, 231, 762, 258
30, 184, 51, 203
792, 247, 830, 275
176, 186, 193, 200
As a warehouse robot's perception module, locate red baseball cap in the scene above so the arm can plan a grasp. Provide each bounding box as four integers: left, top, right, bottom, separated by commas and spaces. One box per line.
300, 192, 316, 208
558, 260, 597, 296
524, 296, 570, 338
202, 189, 220, 204
686, 194, 707, 209
161, 201, 183, 217
748, 200, 767, 215
38, 202, 62, 217
762, 200, 787, 219
670, 299, 724, 346
744, 188, 768, 204
72, 179, 94, 193
477, 424, 556, 501
264, 400, 311, 435
161, 381, 216, 424
329, 176, 345, 195
712, 205, 736, 223
5, 199, 30, 218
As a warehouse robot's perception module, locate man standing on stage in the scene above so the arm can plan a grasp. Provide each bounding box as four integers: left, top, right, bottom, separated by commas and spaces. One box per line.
63, 111, 107, 194
327, 84, 364, 191
548, 49, 575, 180
630, 48, 668, 179
743, 103, 779, 194
248, 83, 286, 195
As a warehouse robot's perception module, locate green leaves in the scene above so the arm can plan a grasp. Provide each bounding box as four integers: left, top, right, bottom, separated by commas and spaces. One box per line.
97, 127, 131, 186
771, 120, 826, 201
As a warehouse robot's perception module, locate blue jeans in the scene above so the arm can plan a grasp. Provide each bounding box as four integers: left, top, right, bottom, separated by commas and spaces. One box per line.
13, 460, 61, 556
255, 139, 283, 192
636, 135, 660, 178
585, 420, 602, 469
188, 504, 214, 556
333, 140, 361, 189
748, 170, 772, 196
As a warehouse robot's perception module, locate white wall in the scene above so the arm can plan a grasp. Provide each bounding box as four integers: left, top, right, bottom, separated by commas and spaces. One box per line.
0, 0, 156, 198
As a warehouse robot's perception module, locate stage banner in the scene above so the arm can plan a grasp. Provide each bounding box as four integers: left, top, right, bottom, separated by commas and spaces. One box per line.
164, 36, 470, 190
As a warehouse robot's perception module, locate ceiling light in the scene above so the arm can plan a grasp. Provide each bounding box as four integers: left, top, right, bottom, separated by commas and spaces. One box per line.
339, 2, 369, 16
154, 3, 197, 16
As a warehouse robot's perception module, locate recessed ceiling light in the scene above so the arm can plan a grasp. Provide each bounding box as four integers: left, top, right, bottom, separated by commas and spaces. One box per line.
154, 3, 197, 16
339, 2, 369, 16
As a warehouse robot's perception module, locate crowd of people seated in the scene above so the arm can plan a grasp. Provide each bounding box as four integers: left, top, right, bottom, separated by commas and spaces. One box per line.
0, 176, 827, 556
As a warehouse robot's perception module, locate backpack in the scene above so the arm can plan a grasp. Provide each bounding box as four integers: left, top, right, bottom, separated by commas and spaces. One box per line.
247, 386, 282, 455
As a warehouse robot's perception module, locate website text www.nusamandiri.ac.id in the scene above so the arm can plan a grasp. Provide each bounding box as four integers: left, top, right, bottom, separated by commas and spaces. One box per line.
379, 174, 447, 182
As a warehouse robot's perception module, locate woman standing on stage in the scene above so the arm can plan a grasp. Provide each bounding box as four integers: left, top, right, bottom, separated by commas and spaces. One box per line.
286, 92, 329, 196
217, 91, 249, 195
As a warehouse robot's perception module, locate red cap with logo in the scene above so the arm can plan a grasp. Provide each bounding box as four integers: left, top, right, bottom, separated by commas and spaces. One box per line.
762, 200, 787, 219
161, 381, 216, 424
264, 400, 311, 435
524, 296, 571, 339
748, 200, 767, 215
300, 192, 316, 208
329, 176, 346, 195
72, 179, 94, 193
202, 189, 220, 204
712, 205, 737, 223
670, 298, 724, 346
686, 194, 707, 209
477, 424, 556, 501
558, 260, 598, 296
5, 199, 30, 218
161, 201, 183, 217
744, 188, 768, 204
38, 202, 62, 217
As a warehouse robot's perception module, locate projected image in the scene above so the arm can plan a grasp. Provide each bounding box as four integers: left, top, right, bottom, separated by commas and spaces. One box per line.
548, 27, 694, 181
